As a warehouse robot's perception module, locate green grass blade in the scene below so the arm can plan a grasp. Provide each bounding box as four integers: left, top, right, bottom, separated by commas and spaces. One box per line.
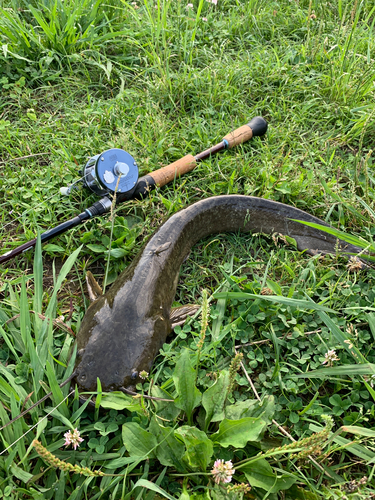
214, 292, 336, 313
367, 313, 375, 342
19, 277, 45, 398
45, 245, 82, 318
0, 364, 28, 401
28, 3, 56, 41
294, 363, 375, 378
95, 377, 102, 421
311, 423, 375, 463
10, 394, 26, 461
211, 290, 228, 342
133, 479, 178, 500
0, 402, 14, 446
211, 255, 234, 341
20, 277, 31, 350
292, 219, 374, 252
342, 426, 375, 438
21, 281, 45, 398
356, 196, 375, 220
270, 324, 280, 381
0, 324, 20, 362
45, 360, 69, 418
0, 376, 21, 403
33, 232, 43, 336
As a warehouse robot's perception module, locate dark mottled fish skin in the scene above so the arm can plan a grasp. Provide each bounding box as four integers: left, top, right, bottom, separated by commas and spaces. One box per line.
74, 195, 360, 392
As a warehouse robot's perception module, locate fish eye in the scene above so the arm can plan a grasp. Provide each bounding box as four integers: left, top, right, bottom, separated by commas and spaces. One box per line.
131, 371, 138, 379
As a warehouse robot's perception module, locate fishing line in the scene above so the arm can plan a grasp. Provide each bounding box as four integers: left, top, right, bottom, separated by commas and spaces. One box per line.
0, 389, 75, 456
0, 152, 49, 164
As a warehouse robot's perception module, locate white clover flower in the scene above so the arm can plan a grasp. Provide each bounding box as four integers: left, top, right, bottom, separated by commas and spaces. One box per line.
211, 459, 235, 484
347, 256, 362, 272
206, 0, 217, 4
139, 370, 149, 380
322, 349, 339, 367
202, 16, 207, 21
186, 3, 194, 8
64, 428, 84, 450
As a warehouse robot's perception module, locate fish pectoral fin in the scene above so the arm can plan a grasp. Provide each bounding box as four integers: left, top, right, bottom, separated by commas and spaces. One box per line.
154, 241, 171, 255
86, 271, 103, 301
170, 304, 200, 329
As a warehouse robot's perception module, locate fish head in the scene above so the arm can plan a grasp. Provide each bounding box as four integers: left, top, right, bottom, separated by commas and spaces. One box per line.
73, 295, 170, 393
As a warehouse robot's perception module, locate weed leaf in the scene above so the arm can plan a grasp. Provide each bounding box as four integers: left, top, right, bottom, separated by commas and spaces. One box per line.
225, 396, 275, 424
240, 458, 297, 493
175, 426, 213, 471
173, 350, 202, 425
151, 385, 180, 421
149, 417, 186, 470
210, 417, 266, 448
202, 370, 230, 429
100, 392, 143, 413
122, 422, 157, 458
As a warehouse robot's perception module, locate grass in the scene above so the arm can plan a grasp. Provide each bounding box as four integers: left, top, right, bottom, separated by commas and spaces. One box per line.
1, 0, 375, 498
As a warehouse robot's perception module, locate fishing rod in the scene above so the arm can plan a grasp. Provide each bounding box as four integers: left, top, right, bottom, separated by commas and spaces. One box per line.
0, 116, 267, 264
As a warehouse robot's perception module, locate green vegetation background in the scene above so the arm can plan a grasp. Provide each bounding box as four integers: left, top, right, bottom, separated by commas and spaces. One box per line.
1, 0, 375, 499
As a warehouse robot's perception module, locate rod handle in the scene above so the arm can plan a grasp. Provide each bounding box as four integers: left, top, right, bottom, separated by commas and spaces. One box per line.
148, 154, 197, 187
223, 116, 268, 149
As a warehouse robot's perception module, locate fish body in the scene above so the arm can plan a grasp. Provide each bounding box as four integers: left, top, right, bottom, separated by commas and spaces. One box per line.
75, 195, 360, 392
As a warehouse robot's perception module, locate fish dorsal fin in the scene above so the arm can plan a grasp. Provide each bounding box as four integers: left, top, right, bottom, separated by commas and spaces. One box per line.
86, 271, 103, 301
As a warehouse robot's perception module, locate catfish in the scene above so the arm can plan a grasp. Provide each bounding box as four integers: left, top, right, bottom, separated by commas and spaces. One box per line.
74, 195, 361, 393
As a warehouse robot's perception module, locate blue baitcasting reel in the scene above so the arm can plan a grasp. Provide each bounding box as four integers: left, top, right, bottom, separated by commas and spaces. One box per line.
83, 148, 139, 197
61, 148, 139, 199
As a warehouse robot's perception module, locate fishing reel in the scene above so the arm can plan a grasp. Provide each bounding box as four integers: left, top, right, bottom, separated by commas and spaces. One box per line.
61, 148, 139, 199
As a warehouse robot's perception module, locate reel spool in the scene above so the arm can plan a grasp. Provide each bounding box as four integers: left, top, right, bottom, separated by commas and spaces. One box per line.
61, 148, 139, 199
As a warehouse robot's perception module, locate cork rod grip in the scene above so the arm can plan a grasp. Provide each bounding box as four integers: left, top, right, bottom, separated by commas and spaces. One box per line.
223, 116, 268, 149
223, 125, 253, 149
148, 154, 197, 187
